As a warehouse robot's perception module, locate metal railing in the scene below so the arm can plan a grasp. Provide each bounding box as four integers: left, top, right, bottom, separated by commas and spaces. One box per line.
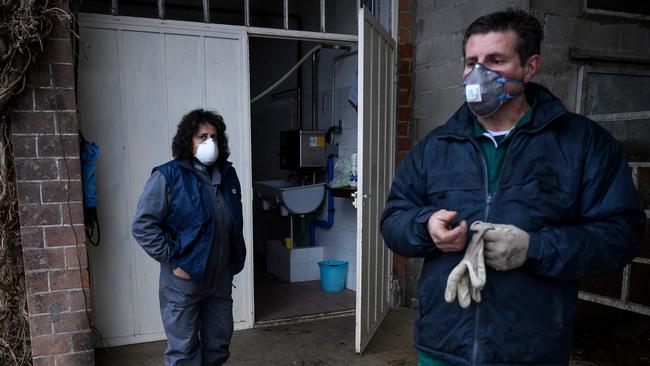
578, 161, 650, 316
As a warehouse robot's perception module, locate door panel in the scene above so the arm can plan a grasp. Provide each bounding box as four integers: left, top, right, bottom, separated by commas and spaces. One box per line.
78, 14, 253, 346
355, 7, 396, 354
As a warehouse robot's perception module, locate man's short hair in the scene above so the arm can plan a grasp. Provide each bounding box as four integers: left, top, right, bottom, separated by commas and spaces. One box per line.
463, 8, 544, 65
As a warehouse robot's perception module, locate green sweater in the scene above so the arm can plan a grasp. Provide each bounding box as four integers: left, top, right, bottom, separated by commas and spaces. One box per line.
472, 103, 534, 194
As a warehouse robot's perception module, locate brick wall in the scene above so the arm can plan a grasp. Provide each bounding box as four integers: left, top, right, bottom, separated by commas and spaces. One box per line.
396, 0, 415, 166
10, 2, 95, 365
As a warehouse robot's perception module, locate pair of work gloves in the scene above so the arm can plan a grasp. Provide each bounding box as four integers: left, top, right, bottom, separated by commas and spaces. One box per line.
443, 221, 529, 308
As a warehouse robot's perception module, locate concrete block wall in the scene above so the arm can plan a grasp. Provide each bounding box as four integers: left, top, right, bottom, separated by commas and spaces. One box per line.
413, 0, 530, 137
529, 0, 650, 111
9, 1, 95, 365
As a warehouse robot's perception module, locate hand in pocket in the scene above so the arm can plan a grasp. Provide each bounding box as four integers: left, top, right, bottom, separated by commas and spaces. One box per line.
173, 266, 191, 280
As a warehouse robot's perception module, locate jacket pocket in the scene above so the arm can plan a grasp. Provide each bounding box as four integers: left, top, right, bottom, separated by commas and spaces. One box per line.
426, 170, 482, 215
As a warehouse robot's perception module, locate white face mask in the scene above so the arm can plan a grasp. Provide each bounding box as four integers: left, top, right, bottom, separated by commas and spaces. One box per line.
194, 137, 218, 166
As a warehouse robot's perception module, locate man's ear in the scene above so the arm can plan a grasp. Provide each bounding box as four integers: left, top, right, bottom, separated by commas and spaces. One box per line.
523, 55, 540, 83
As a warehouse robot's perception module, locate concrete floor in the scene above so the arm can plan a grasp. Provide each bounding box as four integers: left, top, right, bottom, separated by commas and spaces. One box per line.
95, 308, 417, 366
255, 273, 355, 321
95, 304, 650, 365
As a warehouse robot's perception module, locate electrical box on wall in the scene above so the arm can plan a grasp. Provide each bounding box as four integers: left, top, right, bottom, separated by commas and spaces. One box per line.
279, 130, 326, 170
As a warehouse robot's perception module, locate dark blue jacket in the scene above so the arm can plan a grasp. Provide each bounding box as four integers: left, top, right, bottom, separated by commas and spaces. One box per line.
381, 83, 646, 365
146, 159, 246, 281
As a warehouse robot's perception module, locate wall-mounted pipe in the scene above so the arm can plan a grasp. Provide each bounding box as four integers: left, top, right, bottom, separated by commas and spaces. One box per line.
311, 51, 319, 130
309, 156, 335, 246
251, 45, 322, 104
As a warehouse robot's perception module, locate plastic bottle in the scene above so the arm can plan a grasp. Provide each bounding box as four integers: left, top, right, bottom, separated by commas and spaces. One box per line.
350, 152, 358, 188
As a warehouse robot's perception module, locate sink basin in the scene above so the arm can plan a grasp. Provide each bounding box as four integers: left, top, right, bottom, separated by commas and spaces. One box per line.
253, 180, 326, 215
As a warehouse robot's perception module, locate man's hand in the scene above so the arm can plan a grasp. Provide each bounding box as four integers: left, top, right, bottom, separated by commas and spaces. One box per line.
483, 224, 529, 271
444, 221, 490, 308
173, 266, 191, 280
427, 209, 468, 252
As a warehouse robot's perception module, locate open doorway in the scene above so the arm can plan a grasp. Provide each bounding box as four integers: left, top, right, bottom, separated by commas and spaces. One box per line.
249, 36, 359, 322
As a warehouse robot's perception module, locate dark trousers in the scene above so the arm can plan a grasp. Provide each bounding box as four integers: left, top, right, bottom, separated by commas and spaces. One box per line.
159, 263, 233, 366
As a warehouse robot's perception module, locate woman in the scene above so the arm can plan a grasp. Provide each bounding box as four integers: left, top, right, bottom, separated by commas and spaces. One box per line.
132, 109, 245, 366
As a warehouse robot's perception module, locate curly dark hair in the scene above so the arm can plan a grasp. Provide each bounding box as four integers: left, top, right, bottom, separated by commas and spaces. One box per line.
463, 8, 544, 66
172, 109, 230, 165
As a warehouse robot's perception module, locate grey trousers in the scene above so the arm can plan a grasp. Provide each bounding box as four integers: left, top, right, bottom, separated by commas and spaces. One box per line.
159, 263, 233, 366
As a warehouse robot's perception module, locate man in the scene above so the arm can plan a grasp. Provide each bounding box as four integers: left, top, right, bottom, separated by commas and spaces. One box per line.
381, 9, 645, 365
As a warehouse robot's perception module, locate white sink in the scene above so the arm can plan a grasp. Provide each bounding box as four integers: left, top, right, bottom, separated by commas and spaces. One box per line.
253, 180, 326, 215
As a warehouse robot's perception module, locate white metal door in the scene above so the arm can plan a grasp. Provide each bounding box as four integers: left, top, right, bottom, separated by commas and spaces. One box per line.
78, 14, 254, 347
355, 7, 396, 354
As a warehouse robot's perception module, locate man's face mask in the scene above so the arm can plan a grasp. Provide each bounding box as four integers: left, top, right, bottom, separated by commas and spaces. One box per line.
463, 63, 524, 117
194, 137, 218, 166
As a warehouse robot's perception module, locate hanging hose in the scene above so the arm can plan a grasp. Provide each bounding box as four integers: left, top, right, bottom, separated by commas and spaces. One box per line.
250, 45, 322, 103
310, 156, 335, 246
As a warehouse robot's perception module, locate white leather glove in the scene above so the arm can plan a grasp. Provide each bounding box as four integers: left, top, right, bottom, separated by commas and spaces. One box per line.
483, 224, 529, 271
444, 221, 490, 308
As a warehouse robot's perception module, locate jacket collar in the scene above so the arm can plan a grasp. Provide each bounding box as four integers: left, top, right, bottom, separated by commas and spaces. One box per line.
438, 83, 567, 139
176, 159, 233, 179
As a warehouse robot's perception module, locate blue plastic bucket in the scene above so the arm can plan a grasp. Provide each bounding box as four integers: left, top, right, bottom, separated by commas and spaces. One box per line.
318, 260, 348, 292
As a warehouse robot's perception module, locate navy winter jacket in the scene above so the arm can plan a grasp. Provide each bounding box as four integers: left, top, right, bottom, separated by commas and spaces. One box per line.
135, 159, 246, 281
381, 83, 646, 365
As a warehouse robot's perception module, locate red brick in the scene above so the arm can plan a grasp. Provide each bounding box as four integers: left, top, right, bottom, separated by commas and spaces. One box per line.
33, 356, 54, 366
71, 331, 93, 352
399, 91, 410, 105
53, 311, 90, 333
397, 122, 409, 136
24, 248, 65, 271
16, 181, 40, 204
35, 89, 76, 111
14, 158, 59, 181
28, 291, 69, 314
19, 204, 61, 226
26, 64, 52, 87
55, 112, 77, 133
31, 333, 71, 357
396, 150, 409, 166
399, 28, 410, 43
42, 180, 83, 203
49, 17, 70, 39
52, 64, 74, 88
41, 39, 73, 64
399, 60, 411, 75
54, 350, 94, 366
11, 87, 34, 110
398, 106, 412, 121
59, 158, 81, 180
399, 13, 413, 28
399, 75, 412, 89
50, 269, 83, 290
397, 137, 412, 152
65, 246, 88, 269
21, 226, 44, 248
399, 44, 413, 58
25, 271, 49, 293
45, 225, 84, 247
48, 248, 67, 269
62, 202, 85, 225
30, 314, 53, 336
12, 135, 37, 157
38, 134, 80, 158
68, 290, 90, 311
10, 111, 55, 134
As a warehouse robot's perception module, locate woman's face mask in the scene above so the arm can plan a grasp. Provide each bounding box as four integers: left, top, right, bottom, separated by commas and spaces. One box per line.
463, 63, 524, 117
194, 137, 218, 166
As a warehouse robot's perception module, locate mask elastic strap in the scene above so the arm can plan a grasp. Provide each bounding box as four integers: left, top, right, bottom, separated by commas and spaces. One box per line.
496, 77, 524, 101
